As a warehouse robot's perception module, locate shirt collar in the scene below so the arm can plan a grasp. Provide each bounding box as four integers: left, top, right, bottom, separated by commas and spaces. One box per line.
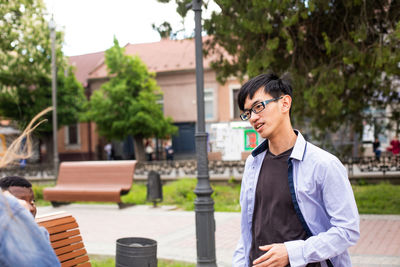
290, 130, 306, 161
251, 129, 306, 161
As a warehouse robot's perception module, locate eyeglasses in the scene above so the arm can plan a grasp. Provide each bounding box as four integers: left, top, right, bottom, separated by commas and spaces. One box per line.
240, 96, 283, 121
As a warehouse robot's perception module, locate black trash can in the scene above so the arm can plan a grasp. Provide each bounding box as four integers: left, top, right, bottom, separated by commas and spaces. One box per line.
147, 171, 163, 207
116, 237, 157, 267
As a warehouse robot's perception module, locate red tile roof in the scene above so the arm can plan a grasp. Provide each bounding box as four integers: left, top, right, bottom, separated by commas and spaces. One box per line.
88, 37, 220, 80
68, 51, 104, 86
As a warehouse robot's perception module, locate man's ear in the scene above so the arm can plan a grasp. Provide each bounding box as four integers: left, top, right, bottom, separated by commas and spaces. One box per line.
281, 95, 292, 114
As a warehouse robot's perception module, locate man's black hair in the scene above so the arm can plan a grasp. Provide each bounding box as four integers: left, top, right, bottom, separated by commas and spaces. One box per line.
0, 176, 32, 190
237, 73, 293, 111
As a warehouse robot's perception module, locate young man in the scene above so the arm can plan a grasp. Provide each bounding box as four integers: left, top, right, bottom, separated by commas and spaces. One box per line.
233, 73, 359, 267
0, 176, 37, 217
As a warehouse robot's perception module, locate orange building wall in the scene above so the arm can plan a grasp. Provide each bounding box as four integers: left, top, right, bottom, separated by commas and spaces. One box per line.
157, 69, 220, 123
58, 123, 89, 153
156, 71, 197, 122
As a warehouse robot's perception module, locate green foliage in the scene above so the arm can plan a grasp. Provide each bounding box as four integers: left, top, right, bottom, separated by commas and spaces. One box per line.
85, 38, 177, 141
32, 183, 52, 206
91, 257, 115, 267
32, 184, 44, 201
0, 0, 87, 134
152, 22, 174, 39
120, 182, 148, 205
163, 178, 197, 210
207, 0, 400, 136
160, 0, 400, 142
123, 179, 240, 212
212, 182, 241, 212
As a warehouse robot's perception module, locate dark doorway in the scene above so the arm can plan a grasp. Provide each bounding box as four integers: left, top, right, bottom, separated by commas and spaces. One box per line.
172, 122, 196, 159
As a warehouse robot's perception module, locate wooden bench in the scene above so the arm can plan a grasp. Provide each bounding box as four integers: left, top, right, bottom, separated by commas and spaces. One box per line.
36, 212, 91, 267
43, 160, 137, 206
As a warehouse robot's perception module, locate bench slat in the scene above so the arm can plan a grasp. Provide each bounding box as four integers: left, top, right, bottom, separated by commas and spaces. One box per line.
36, 212, 73, 223
46, 222, 79, 234
54, 242, 84, 256
52, 236, 82, 249
61, 254, 90, 267
50, 229, 80, 242
38, 216, 75, 228
58, 248, 87, 262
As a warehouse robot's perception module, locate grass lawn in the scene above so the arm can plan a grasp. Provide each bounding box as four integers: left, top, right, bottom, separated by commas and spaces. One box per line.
90, 255, 195, 267
120, 178, 241, 212
352, 182, 400, 214
33, 179, 400, 214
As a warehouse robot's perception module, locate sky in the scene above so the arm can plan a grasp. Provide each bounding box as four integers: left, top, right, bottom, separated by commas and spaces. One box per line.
43, 0, 220, 56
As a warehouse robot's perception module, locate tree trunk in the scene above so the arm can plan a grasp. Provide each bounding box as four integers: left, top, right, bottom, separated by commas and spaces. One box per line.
41, 134, 54, 164
133, 135, 146, 162
350, 127, 361, 158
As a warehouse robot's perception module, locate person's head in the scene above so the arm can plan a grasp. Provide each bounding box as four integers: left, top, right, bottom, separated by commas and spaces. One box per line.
238, 73, 293, 140
0, 176, 36, 217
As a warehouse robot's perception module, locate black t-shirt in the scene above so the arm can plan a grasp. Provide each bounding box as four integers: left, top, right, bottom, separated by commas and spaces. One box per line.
249, 147, 320, 267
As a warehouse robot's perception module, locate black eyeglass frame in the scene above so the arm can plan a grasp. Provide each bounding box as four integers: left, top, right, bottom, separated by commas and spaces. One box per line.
240, 96, 283, 121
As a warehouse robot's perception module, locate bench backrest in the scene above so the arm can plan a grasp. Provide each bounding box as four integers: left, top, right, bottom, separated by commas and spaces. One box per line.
36, 212, 91, 267
57, 160, 136, 190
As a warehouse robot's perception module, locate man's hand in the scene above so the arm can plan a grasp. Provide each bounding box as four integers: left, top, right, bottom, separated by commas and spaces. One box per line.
252, 243, 289, 267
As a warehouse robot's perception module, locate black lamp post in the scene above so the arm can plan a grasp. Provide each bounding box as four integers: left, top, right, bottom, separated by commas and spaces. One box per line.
49, 16, 59, 179
188, 1, 217, 266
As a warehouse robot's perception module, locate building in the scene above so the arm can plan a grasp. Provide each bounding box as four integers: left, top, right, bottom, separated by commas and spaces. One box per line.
57, 51, 104, 161
57, 37, 258, 161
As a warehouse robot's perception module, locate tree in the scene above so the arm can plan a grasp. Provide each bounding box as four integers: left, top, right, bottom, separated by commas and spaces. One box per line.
85, 38, 177, 161
159, 0, 400, 153
0, 0, 87, 162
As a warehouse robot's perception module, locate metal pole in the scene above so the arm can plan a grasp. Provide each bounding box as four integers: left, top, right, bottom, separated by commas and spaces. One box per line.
190, 1, 217, 266
49, 16, 59, 179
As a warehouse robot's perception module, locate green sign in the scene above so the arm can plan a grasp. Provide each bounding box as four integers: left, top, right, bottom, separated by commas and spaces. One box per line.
244, 129, 258, 151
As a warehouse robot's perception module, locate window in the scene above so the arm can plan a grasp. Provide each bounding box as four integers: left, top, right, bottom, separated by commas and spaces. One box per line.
65, 123, 80, 148
232, 88, 241, 119
204, 89, 214, 121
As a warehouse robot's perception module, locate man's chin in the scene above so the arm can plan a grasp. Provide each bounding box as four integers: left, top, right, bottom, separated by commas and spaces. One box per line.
258, 130, 270, 140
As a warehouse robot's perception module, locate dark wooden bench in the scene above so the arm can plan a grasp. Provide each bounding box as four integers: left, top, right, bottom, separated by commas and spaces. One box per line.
36, 211, 91, 267
43, 160, 137, 206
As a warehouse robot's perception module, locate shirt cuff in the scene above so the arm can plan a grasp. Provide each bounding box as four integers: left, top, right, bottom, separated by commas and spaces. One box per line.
284, 240, 306, 267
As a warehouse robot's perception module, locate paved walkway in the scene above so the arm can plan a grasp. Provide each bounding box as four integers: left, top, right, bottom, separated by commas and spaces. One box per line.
37, 205, 400, 267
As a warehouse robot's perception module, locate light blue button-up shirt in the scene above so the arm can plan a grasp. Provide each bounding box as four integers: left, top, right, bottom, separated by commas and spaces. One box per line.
233, 130, 360, 267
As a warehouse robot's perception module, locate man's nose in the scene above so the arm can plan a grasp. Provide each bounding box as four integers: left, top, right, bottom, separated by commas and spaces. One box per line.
249, 112, 260, 124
